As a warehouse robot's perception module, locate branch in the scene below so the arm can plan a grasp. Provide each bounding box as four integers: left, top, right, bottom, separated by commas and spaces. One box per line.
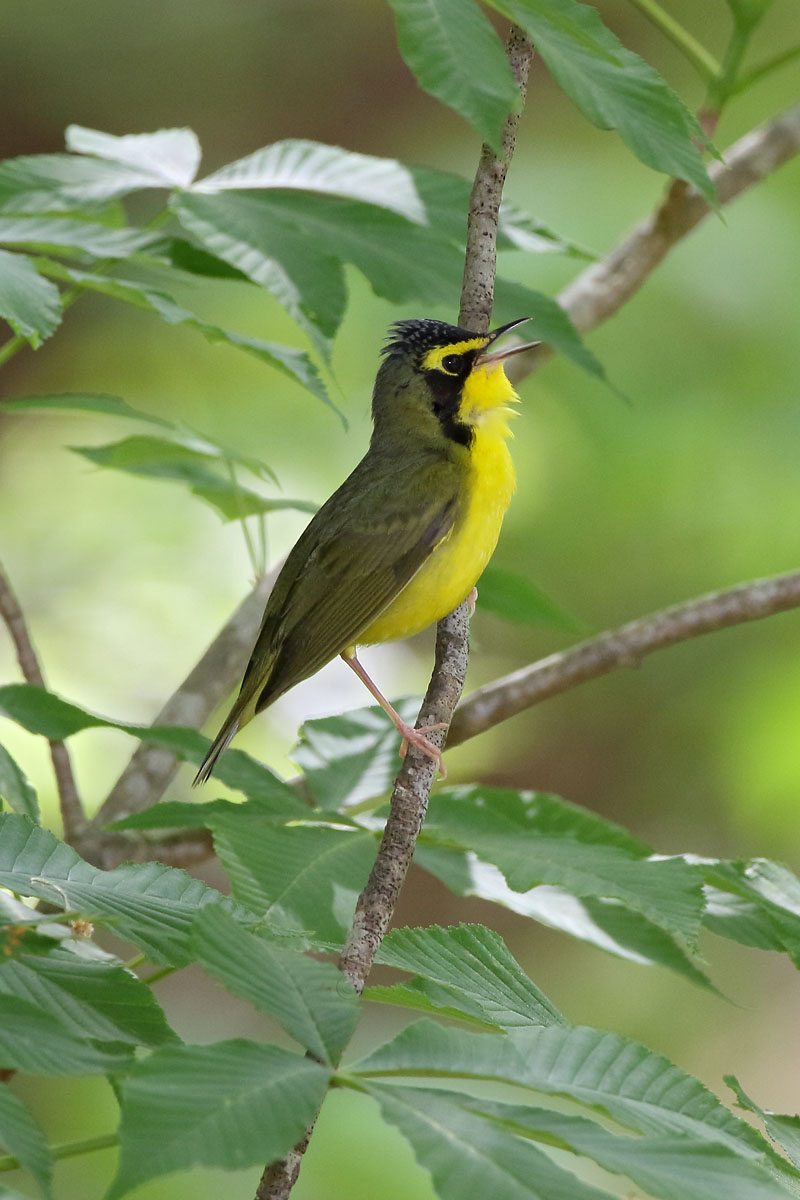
255, 26, 534, 1200
505, 103, 800, 383
0, 561, 84, 840
448, 569, 800, 746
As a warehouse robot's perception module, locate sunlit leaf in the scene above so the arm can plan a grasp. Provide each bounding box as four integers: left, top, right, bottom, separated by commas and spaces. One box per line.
65, 124, 201, 189
0, 250, 61, 346
109, 1039, 329, 1200
366, 1083, 615, 1200
0, 215, 156, 258
0, 742, 39, 822
703, 858, 800, 964
0, 154, 175, 215
192, 907, 358, 1063
195, 139, 426, 223
487, 0, 716, 202
385, 0, 520, 153
0, 1084, 52, 1198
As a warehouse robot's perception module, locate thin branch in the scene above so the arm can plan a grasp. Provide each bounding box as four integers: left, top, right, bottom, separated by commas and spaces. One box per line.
0, 561, 84, 840
505, 103, 800, 383
448, 569, 800, 747
256, 26, 534, 1200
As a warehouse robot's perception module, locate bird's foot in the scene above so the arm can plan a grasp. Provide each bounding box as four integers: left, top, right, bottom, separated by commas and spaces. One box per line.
467, 586, 478, 617
398, 722, 448, 779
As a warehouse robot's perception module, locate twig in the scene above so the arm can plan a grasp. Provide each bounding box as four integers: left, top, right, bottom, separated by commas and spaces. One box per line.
255, 25, 534, 1200
504, 103, 800, 383
0, 561, 84, 840
448, 569, 800, 746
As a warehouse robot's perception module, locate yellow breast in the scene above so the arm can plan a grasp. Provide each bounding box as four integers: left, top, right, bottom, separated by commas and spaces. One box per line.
362, 364, 517, 644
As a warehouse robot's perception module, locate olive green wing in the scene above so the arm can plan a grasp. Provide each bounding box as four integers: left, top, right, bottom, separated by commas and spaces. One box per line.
244, 459, 462, 714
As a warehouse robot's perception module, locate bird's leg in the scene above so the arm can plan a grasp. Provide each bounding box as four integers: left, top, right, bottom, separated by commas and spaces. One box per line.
341, 650, 447, 779
467, 585, 478, 617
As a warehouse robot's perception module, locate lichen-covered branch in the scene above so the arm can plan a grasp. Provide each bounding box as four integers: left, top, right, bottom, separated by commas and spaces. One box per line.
0, 561, 84, 840
448, 569, 800, 746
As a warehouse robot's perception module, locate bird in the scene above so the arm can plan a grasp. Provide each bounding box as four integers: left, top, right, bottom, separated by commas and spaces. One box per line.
194, 315, 537, 785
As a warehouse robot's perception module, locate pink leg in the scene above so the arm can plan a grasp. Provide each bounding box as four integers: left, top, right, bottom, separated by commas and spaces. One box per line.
341, 651, 447, 778
467, 586, 478, 617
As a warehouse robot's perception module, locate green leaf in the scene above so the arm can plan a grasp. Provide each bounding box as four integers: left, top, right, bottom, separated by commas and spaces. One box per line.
364, 979, 503, 1029
0, 215, 156, 259
0, 947, 178, 1046
364, 1083, 615, 1200
109, 1039, 329, 1200
416, 845, 714, 989
293, 698, 422, 809
0, 813, 254, 964
210, 811, 376, 944
352, 1020, 769, 1154
488, 0, 716, 202
477, 565, 582, 630
0, 994, 134, 1075
375, 924, 565, 1029
492, 276, 608, 382
703, 859, 800, 964
0, 743, 39, 822
0, 250, 61, 347
1, 391, 173, 427
195, 138, 426, 224
33, 261, 334, 409
65, 124, 201, 189
727, 1077, 800, 1171
0, 1085, 52, 1198
423, 788, 704, 945
474, 1097, 798, 1200
0, 154, 174, 215
385, 0, 520, 153
724, 0, 775, 33
191, 907, 358, 1063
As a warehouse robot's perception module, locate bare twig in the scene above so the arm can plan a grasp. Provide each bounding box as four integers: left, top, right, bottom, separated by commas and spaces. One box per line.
0, 561, 84, 839
448, 570, 800, 746
256, 26, 534, 1200
505, 103, 800, 383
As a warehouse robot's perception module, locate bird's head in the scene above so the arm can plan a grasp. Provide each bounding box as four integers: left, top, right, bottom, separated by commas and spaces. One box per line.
372, 317, 537, 448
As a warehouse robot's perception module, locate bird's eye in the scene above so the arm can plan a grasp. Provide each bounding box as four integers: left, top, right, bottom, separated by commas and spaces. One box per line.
440, 354, 462, 375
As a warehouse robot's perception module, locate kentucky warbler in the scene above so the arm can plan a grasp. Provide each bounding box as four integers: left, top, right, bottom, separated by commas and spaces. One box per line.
194, 316, 537, 784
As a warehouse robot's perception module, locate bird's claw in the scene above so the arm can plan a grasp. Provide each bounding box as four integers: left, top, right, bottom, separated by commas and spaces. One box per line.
399, 722, 448, 778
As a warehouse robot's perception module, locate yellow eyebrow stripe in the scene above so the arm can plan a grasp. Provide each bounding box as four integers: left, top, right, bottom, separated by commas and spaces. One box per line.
421, 337, 488, 371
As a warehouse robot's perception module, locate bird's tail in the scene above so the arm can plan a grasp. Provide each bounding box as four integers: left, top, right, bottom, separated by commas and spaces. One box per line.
193, 708, 242, 786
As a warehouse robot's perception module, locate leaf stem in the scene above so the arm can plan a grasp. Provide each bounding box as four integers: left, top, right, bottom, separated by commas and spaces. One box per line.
0, 1132, 118, 1173
706, 23, 750, 110
625, 0, 719, 81
731, 41, 800, 97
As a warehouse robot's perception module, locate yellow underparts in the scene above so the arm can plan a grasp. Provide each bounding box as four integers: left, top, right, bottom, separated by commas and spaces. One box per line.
361, 361, 518, 644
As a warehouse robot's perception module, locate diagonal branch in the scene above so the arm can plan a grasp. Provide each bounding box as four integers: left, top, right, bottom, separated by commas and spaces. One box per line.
448, 569, 800, 746
0, 561, 84, 840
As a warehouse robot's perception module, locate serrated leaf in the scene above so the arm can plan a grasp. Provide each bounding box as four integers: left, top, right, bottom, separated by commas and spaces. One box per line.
0, 153, 176, 215
107, 795, 308, 833
109, 1039, 329, 1200
416, 845, 715, 990
293, 697, 422, 809
0, 250, 61, 346
0, 742, 39, 822
195, 138, 426, 224
422, 788, 704, 946
365, 1083, 615, 1200
376, 924, 565, 1029
192, 907, 358, 1063
210, 812, 376, 944
492, 275, 607, 381
364, 979, 503, 1029
65, 125, 201, 189
0, 1085, 52, 1198
352, 1020, 768, 1154
475, 1096, 798, 1200
0, 994, 133, 1075
703, 859, 800, 964
386, 0, 520, 153
0, 813, 254, 964
0, 215, 156, 259
727, 1077, 800, 1172
0, 947, 178, 1046
1, 391, 173, 427
477, 565, 582, 630
0, 681, 295, 802
488, 0, 716, 203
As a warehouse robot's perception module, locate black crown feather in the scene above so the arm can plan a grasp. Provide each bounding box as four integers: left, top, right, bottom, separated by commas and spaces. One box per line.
382, 318, 481, 358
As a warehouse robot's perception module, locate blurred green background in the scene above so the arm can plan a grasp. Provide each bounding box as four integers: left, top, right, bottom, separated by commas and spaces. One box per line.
1, 1, 800, 1196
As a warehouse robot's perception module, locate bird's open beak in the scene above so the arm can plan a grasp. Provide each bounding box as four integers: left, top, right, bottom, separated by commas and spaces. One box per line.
476, 317, 540, 365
